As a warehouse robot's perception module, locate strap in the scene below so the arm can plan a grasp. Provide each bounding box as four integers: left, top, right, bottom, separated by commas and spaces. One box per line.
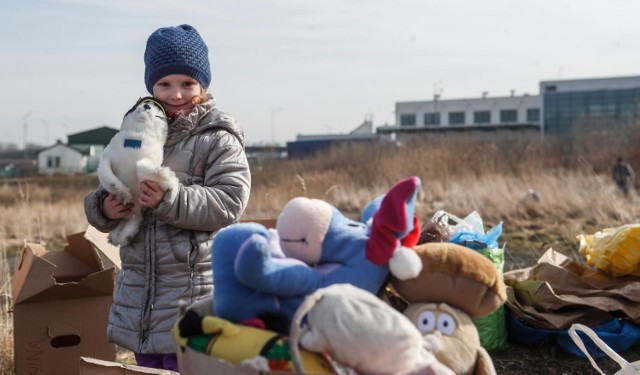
289, 290, 328, 374
568, 323, 630, 374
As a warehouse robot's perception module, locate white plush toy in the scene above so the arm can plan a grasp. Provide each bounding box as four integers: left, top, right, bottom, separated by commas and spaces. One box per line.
289, 284, 454, 375
97, 97, 178, 246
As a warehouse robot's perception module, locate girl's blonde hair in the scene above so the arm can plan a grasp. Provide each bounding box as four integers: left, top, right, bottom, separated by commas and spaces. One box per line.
190, 84, 209, 106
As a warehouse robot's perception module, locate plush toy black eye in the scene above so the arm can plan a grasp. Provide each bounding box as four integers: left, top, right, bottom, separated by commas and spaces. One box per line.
123, 96, 167, 119
416, 310, 436, 333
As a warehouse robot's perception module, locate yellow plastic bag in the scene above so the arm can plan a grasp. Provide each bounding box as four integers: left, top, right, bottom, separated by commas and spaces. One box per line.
577, 224, 640, 276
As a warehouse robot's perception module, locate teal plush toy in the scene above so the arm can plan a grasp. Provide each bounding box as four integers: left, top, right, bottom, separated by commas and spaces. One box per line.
212, 177, 423, 325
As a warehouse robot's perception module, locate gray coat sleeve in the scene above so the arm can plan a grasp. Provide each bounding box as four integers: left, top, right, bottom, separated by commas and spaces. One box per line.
84, 185, 122, 232
153, 131, 251, 232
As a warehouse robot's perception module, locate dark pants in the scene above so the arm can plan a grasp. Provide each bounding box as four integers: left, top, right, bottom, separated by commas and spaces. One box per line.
617, 181, 631, 196
134, 352, 178, 372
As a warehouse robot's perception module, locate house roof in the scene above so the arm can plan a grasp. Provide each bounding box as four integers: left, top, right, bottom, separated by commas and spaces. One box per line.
68, 126, 118, 146
37, 141, 92, 156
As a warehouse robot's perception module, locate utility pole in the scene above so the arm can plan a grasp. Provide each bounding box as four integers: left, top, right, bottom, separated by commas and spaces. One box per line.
433, 81, 443, 126
23, 111, 31, 159
271, 108, 283, 145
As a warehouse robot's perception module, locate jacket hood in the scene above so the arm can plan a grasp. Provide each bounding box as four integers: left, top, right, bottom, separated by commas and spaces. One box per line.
165, 95, 245, 147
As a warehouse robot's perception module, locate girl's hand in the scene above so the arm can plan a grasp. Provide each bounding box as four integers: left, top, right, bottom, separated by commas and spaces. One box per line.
103, 193, 134, 219
139, 180, 165, 209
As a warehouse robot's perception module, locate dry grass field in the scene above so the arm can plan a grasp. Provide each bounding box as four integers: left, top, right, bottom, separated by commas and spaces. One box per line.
2, 131, 640, 373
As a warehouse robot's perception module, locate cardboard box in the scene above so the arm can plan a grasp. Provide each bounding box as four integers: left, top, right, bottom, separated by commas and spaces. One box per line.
12, 227, 116, 375
79, 357, 179, 375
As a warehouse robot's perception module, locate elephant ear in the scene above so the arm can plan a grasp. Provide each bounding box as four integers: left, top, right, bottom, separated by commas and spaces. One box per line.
277, 197, 333, 265
365, 177, 423, 280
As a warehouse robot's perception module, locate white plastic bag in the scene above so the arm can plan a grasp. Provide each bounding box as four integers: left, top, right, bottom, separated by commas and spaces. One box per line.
569, 323, 640, 375
447, 210, 485, 235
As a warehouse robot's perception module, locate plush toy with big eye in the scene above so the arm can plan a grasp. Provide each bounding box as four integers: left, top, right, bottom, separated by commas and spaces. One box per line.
404, 302, 495, 375
391, 242, 506, 375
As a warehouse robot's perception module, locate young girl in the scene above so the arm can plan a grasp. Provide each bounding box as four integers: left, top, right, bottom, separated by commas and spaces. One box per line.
84, 24, 251, 371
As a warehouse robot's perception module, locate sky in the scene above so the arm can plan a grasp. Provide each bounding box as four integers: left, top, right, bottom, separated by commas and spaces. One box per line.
1, 0, 640, 148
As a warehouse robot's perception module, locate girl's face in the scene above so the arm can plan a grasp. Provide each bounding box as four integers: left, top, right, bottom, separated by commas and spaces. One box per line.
152, 74, 203, 116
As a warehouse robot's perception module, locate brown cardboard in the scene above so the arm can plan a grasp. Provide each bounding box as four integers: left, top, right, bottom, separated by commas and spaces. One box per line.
79, 357, 179, 375
83, 224, 121, 270
12, 227, 116, 375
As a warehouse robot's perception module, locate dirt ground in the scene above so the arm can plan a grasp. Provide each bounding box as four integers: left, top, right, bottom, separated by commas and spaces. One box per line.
491, 340, 640, 374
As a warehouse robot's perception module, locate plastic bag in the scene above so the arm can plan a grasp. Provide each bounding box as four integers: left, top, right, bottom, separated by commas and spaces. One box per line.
472, 245, 508, 351
569, 323, 640, 374
441, 210, 503, 250
429, 210, 508, 350
507, 314, 640, 362
577, 224, 640, 276
449, 223, 503, 250
418, 210, 452, 243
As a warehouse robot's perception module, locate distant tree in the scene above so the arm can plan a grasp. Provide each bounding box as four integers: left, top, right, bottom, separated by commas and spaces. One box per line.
0, 142, 19, 153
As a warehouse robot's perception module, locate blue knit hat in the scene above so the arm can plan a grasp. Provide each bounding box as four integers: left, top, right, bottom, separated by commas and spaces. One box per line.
144, 24, 211, 93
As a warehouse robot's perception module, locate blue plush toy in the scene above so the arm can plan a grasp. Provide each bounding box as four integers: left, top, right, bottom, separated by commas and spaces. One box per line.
212, 176, 423, 324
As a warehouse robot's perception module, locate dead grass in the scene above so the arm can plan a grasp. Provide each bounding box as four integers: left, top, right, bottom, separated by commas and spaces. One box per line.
0, 243, 14, 373
2, 131, 640, 373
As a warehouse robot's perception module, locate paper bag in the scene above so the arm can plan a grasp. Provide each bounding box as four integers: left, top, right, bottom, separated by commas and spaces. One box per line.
504, 249, 640, 329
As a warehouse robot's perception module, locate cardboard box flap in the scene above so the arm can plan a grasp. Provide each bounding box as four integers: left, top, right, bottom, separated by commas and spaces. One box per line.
81, 267, 116, 295
12, 240, 115, 305
18, 268, 115, 304
12, 244, 56, 305
41, 249, 97, 282
84, 225, 121, 270
79, 357, 179, 374
66, 229, 108, 270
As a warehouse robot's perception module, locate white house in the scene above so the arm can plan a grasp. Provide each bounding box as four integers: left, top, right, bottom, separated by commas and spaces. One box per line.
36, 126, 118, 176
37, 141, 102, 176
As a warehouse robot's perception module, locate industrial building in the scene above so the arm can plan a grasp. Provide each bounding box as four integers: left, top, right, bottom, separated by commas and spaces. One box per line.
379, 75, 640, 142
540, 76, 640, 136
286, 119, 377, 158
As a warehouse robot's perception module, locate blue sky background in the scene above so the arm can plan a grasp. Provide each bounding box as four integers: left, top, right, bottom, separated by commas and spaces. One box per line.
1, 0, 639, 147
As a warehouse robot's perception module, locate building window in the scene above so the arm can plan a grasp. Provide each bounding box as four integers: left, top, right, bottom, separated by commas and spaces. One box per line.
543, 87, 640, 135
47, 156, 61, 168
473, 111, 491, 124
448, 112, 465, 125
424, 112, 440, 125
527, 108, 540, 122
400, 114, 416, 126
500, 109, 518, 123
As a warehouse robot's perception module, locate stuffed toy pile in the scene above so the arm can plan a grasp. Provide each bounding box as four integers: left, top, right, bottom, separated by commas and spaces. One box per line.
174, 176, 507, 374
212, 176, 423, 324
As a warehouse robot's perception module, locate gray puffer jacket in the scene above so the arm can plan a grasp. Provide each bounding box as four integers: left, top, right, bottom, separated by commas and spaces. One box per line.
84, 97, 251, 353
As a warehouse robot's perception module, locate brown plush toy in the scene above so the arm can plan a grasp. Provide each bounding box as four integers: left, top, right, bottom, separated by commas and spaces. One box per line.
391, 242, 507, 375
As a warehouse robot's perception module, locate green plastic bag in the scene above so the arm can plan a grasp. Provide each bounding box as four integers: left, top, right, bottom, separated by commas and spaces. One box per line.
472, 245, 509, 351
